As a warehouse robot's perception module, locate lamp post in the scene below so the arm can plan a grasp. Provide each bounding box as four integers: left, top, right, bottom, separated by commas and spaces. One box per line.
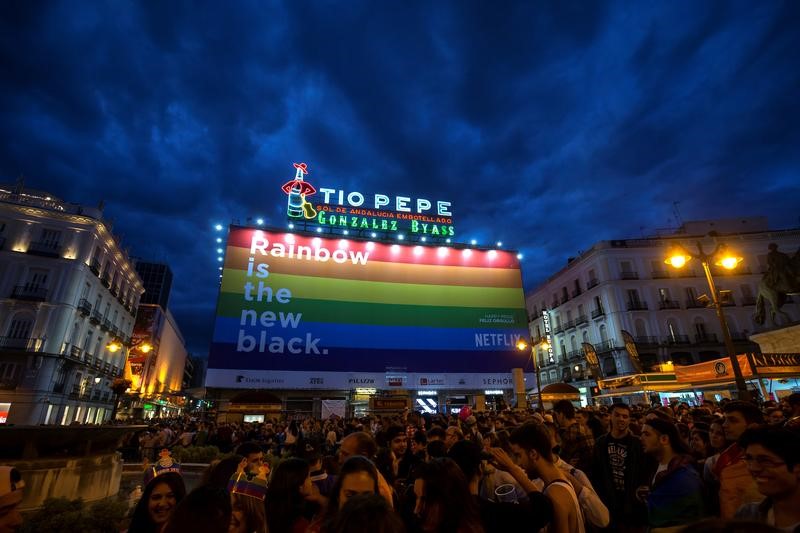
665, 241, 750, 401
106, 337, 153, 421
517, 338, 550, 411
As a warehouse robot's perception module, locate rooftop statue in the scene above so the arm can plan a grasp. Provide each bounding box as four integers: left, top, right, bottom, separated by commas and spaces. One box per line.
754, 243, 800, 325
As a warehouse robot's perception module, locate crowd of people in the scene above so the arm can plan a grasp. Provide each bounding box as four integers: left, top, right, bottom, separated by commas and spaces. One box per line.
3, 393, 800, 532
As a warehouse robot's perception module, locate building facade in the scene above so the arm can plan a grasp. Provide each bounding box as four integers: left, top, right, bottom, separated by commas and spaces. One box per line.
135, 261, 173, 310
0, 185, 144, 425
524, 218, 800, 404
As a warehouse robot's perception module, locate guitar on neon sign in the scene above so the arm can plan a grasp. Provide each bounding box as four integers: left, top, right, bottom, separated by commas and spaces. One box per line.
281, 162, 317, 219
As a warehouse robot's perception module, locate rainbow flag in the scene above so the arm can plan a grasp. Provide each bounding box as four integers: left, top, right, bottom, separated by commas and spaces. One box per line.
208, 227, 529, 374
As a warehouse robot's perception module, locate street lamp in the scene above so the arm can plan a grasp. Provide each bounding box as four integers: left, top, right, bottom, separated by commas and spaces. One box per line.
665, 241, 750, 401
517, 338, 551, 410
106, 337, 153, 420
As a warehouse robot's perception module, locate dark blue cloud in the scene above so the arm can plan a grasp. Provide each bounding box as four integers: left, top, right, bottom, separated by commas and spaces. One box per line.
1, 0, 798, 353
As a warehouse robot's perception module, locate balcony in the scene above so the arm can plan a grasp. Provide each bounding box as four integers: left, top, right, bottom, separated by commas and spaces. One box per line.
68, 345, 83, 359
675, 269, 697, 278
101, 318, 111, 331
658, 299, 681, 310
565, 319, 577, 331
90, 310, 102, 324
26, 240, 62, 258
635, 336, 660, 346
77, 298, 92, 315
0, 336, 43, 351
665, 334, 691, 345
741, 296, 756, 306
10, 285, 48, 302
620, 271, 639, 280
695, 333, 720, 344
575, 314, 588, 326
571, 288, 582, 298
596, 339, 618, 352
587, 278, 599, 289
627, 301, 649, 311
591, 308, 605, 319
553, 324, 565, 335
567, 349, 584, 361
651, 269, 670, 279
685, 299, 705, 309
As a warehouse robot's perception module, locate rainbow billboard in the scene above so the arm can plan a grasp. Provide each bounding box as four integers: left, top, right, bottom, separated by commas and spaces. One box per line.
206, 226, 532, 390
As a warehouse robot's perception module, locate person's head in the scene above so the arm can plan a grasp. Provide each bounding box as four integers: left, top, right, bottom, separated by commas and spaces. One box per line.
739, 426, 800, 500
722, 401, 764, 442
426, 440, 447, 459
552, 400, 575, 427
129, 473, 187, 533
0, 467, 24, 533
508, 423, 553, 477
203, 456, 244, 489
447, 440, 483, 483
765, 408, 785, 425
443, 426, 463, 450
163, 486, 231, 533
266, 457, 313, 532
709, 420, 728, 450
234, 442, 264, 475
330, 493, 405, 533
229, 493, 268, 533
787, 393, 800, 417
412, 430, 428, 455
640, 418, 689, 459
690, 428, 712, 458
384, 426, 408, 457
339, 432, 377, 463
426, 427, 446, 442
327, 456, 379, 514
610, 403, 631, 434
412, 458, 479, 533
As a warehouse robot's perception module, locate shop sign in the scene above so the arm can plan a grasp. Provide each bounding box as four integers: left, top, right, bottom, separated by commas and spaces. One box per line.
373, 398, 408, 410
751, 353, 800, 374
281, 162, 455, 236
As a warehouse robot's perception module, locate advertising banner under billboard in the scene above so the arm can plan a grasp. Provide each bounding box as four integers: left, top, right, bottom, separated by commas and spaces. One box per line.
206, 226, 531, 389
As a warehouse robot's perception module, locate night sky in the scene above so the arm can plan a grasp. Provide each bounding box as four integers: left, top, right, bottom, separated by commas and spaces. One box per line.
2, 1, 798, 355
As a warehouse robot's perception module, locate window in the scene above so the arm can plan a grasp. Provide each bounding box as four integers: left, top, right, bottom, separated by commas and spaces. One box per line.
694, 319, 707, 337
570, 335, 577, 351
667, 320, 680, 340
83, 331, 93, 352
594, 296, 604, 313
7, 315, 33, 339
560, 341, 566, 361
104, 302, 111, 319
577, 304, 585, 317
40, 229, 61, 247
635, 319, 648, 337
599, 324, 608, 343
582, 331, 589, 343
573, 279, 581, 293
0, 362, 19, 381
658, 288, 670, 302
685, 287, 697, 303
627, 289, 642, 305
25, 269, 48, 289
561, 287, 568, 301
620, 260, 633, 272
566, 310, 573, 323
80, 282, 91, 300
94, 337, 102, 357
741, 285, 754, 298
588, 269, 597, 283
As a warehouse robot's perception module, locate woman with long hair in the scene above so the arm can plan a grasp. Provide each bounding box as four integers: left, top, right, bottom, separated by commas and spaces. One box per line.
266, 457, 321, 533
313, 456, 381, 532
128, 472, 186, 533
412, 458, 483, 533
229, 458, 269, 533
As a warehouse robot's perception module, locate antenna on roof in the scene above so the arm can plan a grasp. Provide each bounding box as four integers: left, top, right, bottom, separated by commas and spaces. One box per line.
672, 201, 684, 227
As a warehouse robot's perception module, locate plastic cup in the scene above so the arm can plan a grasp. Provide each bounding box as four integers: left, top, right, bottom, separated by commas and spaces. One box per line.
494, 483, 517, 503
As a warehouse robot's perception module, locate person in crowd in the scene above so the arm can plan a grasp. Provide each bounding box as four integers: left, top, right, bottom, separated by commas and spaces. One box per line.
313, 456, 382, 533
163, 486, 231, 533
765, 408, 786, 426
496, 422, 585, 533
202, 455, 245, 489
266, 457, 322, 533
412, 458, 484, 533
330, 494, 405, 533
735, 425, 800, 530
691, 424, 714, 474
338, 431, 395, 506
129, 472, 187, 533
717, 401, 765, 519
592, 402, 652, 532
410, 430, 428, 463
426, 440, 447, 460
426, 427, 446, 444
552, 399, 595, 476
0, 466, 24, 533
235, 442, 266, 478
448, 440, 552, 533
639, 418, 705, 531
307, 448, 336, 497
463, 416, 483, 447
443, 426, 464, 452
227, 458, 269, 533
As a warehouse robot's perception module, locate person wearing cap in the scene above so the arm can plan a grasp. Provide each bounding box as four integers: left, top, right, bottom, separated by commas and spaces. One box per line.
0, 466, 24, 533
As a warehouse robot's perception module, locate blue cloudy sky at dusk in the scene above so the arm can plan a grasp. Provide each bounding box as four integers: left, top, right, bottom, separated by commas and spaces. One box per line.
1, 1, 798, 354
